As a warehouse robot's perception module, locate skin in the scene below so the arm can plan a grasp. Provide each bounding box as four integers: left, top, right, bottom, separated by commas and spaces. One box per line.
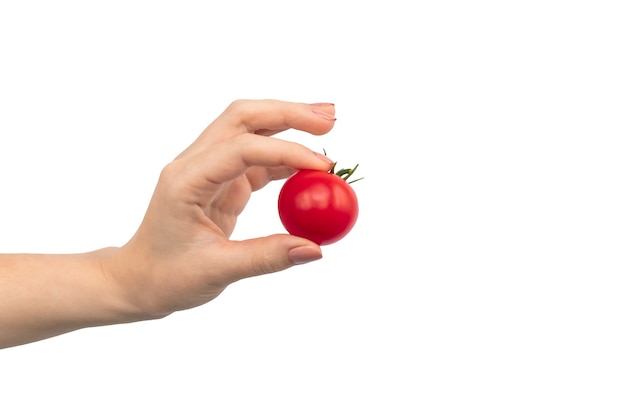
0, 99, 336, 349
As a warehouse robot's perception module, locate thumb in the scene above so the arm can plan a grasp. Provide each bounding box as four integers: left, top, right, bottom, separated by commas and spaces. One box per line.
219, 234, 323, 281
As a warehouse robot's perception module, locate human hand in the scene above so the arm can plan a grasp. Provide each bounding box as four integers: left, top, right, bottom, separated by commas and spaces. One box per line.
103, 99, 337, 319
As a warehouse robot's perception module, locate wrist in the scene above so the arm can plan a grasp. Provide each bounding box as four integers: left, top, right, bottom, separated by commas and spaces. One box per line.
97, 245, 173, 322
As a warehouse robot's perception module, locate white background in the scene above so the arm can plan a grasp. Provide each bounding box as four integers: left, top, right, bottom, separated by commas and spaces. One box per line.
1, 1, 625, 416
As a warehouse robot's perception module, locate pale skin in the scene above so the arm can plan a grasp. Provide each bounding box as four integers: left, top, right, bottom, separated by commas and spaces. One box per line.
0, 99, 337, 349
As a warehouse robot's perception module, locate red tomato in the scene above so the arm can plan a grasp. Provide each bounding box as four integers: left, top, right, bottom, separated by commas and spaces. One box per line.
278, 169, 359, 245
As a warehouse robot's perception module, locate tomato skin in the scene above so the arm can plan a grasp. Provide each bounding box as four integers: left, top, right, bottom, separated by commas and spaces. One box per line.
278, 169, 359, 245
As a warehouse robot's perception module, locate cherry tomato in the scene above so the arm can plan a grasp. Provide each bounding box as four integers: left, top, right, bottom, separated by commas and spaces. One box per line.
278, 168, 360, 245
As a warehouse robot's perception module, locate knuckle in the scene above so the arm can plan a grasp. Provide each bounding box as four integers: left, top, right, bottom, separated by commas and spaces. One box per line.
158, 160, 185, 192
225, 99, 251, 116
159, 161, 179, 181
251, 251, 281, 276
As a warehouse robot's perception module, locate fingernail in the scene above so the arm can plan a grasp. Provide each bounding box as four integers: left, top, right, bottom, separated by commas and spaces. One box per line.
288, 246, 323, 265
311, 102, 335, 107
312, 108, 337, 121
314, 151, 334, 164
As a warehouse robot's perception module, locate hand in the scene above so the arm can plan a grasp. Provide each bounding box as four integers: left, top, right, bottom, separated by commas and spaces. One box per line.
103, 99, 337, 318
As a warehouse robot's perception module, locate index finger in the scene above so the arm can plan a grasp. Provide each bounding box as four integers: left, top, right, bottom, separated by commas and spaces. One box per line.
177, 99, 336, 159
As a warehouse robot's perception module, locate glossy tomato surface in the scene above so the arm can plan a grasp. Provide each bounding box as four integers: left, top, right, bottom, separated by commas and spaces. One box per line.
278, 169, 359, 245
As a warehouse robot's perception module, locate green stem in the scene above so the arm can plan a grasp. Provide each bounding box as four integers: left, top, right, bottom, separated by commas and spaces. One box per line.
324, 150, 364, 183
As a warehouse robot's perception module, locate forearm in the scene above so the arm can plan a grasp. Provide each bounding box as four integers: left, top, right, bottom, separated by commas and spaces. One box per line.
0, 248, 138, 349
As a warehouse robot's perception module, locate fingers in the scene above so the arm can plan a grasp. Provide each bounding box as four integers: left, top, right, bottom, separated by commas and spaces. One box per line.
178, 99, 336, 159
245, 166, 296, 192
177, 134, 333, 203
219, 99, 336, 136
214, 235, 323, 282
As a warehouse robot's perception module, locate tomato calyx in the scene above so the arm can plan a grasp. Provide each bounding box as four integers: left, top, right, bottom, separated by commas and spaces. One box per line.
324, 149, 364, 184
330, 162, 363, 184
